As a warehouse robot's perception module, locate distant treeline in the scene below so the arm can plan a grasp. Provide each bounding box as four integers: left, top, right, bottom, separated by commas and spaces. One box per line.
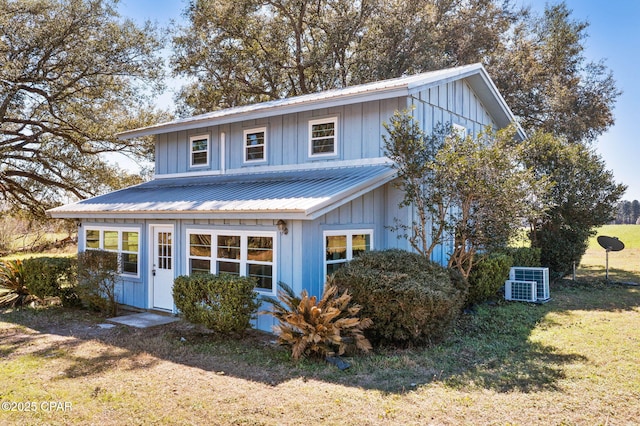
614, 200, 640, 224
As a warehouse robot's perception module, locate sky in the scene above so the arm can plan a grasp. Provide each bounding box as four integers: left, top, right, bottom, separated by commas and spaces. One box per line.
118, 0, 640, 201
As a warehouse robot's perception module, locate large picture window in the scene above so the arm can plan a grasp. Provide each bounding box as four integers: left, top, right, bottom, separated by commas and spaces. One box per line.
190, 135, 209, 167
309, 117, 338, 156
243, 127, 267, 162
324, 230, 372, 276
84, 227, 140, 276
187, 230, 276, 293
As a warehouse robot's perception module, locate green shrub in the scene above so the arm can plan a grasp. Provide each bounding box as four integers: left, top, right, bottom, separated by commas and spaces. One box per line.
76, 250, 120, 316
0, 259, 36, 307
500, 247, 541, 267
467, 253, 512, 305
23, 257, 75, 300
332, 249, 468, 347
173, 273, 259, 335
261, 280, 372, 360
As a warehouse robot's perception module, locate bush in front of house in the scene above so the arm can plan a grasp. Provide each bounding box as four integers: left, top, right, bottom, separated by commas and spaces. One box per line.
261, 279, 372, 360
173, 273, 260, 335
23, 256, 75, 300
466, 253, 512, 306
499, 246, 541, 268
76, 250, 120, 316
332, 249, 469, 347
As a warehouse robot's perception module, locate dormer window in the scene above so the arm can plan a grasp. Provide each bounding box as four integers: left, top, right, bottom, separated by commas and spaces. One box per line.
244, 127, 267, 163
309, 117, 338, 157
190, 135, 209, 167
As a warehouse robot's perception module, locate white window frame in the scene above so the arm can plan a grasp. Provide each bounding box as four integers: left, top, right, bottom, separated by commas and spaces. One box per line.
190, 134, 210, 168
84, 225, 141, 278
185, 229, 277, 295
451, 123, 468, 139
243, 127, 267, 163
308, 116, 338, 157
323, 229, 373, 277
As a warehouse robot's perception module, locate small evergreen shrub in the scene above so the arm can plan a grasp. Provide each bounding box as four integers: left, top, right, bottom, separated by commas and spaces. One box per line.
466, 253, 512, 305
332, 249, 469, 347
23, 257, 75, 300
173, 273, 259, 335
500, 247, 541, 267
76, 250, 120, 316
261, 280, 372, 360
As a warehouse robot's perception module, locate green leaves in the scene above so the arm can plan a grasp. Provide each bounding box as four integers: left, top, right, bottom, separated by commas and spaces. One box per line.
0, 0, 168, 215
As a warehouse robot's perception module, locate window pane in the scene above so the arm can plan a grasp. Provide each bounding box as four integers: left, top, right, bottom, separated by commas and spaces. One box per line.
326, 235, 347, 261
246, 132, 264, 146
246, 146, 264, 161
192, 138, 208, 152
218, 261, 240, 275
104, 231, 118, 251
248, 236, 273, 261
312, 123, 334, 138
122, 253, 138, 274
192, 151, 207, 165
190, 234, 211, 257
352, 234, 371, 258
190, 258, 211, 275
217, 235, 240, 259
312, 138, 334, 154
326, 262, 344, 276
122, 232, 139, 252
86, 230, 100, 249
248, 264, 272, 290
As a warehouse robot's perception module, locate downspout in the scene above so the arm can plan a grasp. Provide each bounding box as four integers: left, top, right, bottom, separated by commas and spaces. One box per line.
220, 131, 226, 173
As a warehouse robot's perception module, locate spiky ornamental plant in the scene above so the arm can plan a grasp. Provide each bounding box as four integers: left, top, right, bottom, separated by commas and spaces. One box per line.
262, 279, 373, 360
0, 259, 37, 307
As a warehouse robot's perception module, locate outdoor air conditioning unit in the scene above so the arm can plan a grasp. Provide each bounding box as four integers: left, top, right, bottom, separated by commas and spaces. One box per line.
505, 267, 550, 303
504, 280, 538, 302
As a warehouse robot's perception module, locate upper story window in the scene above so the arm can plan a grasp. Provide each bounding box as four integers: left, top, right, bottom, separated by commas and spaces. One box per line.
309, 117, 338, 157
190, 135, 209, 167
84, 226, 140, 277
244, 127, 267, 163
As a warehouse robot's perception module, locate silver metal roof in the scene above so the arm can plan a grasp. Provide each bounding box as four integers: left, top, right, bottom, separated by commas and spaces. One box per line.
118, 63, 524, 140
47, 165, 396, 220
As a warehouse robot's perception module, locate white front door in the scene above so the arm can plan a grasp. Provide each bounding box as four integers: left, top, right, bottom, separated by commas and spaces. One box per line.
152, 226, 174, 311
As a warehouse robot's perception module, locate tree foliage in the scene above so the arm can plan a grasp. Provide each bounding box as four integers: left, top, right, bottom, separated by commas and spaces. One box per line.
171, 0, 517, 115
521, 132, 626, 278
383, 110, 545, 278
0, 0, 168, 216
173, 1, 618, 146
487, 2, 619, 143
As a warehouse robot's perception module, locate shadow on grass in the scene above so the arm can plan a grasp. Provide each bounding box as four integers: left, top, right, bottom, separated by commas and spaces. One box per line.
1, 281, 638, 394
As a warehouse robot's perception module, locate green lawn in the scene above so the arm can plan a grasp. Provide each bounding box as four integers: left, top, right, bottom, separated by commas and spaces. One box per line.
1, 281, 639, 425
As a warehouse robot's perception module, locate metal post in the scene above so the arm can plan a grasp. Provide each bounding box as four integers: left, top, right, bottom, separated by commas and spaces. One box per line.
605, 248, 610, 281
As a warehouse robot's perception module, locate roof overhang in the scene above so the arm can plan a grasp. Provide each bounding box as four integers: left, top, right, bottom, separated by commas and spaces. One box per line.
47, 164, 397, 221
118, 63, 524, 140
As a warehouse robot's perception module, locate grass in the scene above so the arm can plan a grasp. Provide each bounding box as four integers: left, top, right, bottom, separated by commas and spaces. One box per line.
0, 226, 638, 424
1, 282, 639, 425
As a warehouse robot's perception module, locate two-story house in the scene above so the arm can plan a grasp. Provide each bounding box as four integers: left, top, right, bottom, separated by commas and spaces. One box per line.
48, 63, 523, 331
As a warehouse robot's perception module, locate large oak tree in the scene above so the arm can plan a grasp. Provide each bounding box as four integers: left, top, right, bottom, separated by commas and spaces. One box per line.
1, 0, 167, 216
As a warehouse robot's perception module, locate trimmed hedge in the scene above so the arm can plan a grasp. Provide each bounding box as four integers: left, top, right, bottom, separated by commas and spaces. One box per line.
332, 249, 468, 347
466, 253, 512, 305
23, 257, 75, 300
173, 273, 259, 335
500, 247, 541, 268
